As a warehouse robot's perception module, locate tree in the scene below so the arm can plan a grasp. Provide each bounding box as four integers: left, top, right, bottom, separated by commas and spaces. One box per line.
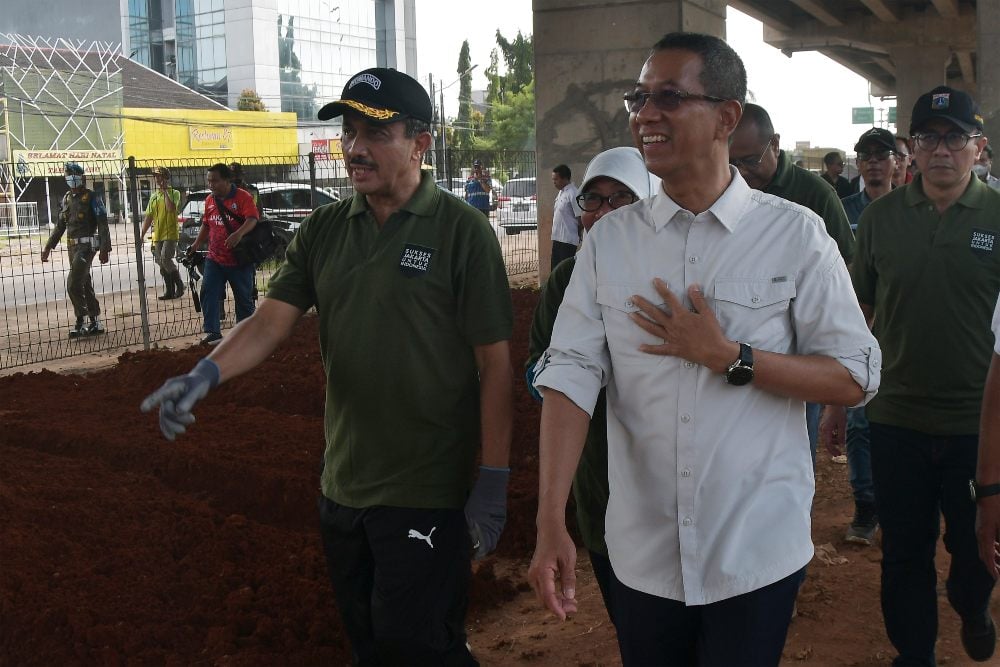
495, 30, 533, 95
237, 88, 267, 111
455, 41, 474, 150
475, 79, 535, 151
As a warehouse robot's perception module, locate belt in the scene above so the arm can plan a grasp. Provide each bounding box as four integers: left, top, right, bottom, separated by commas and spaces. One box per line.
68, 236, 96, 245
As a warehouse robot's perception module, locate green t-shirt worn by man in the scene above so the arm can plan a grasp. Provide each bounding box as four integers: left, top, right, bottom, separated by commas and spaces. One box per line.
526, 256, 610, 556
145, 188, 181, 241
851, 174, 1000, 434
266, 171, 513, 510
767, 150, 855, 264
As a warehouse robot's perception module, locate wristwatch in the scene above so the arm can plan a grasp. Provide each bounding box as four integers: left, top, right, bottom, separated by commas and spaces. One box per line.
969, 480, 1000, 502
725, 342, 755, 386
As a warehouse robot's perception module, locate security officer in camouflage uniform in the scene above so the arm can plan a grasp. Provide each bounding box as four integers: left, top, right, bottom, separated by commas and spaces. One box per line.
40, 162, 111, 337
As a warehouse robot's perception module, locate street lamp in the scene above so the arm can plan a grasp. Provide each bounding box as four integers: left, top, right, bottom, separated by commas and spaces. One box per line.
439, 64, 478, 182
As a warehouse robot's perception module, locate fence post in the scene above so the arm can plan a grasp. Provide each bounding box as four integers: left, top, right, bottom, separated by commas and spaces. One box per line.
308, 152, 316, 209
128, 156, 151, 351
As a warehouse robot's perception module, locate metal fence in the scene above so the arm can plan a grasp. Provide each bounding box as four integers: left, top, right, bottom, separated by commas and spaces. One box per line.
0, 149, 538, 370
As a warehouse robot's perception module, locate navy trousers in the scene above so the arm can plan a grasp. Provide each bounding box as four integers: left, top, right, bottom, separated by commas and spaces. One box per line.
869, 422, 994, 666
611, 567, 804, 666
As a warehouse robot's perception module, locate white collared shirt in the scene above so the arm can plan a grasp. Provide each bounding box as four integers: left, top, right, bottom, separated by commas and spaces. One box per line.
534, 168, 881, 605
992, 293, 1000, 353
551, 182, 581, 245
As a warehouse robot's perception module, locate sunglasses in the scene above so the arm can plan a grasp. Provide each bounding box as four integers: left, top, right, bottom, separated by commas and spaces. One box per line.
623, 89, 729, 114
576, 191, 638, 212
856, 149, 896, 163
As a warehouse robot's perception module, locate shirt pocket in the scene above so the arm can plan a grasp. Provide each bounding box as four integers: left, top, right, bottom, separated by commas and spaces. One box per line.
713, 278, 796, 349
596, 283, 667, 366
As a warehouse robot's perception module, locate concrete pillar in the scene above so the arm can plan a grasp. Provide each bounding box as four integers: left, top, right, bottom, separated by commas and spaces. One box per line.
533, 0, 725, 282
978, 0, 1000, 145
890, 45, 950, 136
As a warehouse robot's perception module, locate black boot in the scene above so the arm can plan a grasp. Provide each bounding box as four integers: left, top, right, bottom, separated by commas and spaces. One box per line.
172, 271, 185, 299
68, 317, 85, 338
85, 316, 105, 335
158, 277, 176, 300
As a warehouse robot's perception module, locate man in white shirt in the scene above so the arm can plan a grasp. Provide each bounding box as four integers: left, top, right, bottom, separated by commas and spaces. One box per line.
528, 32, 881, 665
550, 164, 581, 270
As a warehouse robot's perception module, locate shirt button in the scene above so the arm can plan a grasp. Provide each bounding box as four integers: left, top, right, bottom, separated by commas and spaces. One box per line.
682, 517, 693, 526
681, 469, 691, 477
625, 299, 633, 308
688, 256, 698, 263
751, 295, 761, 303
683, 361, 694, 368
681, 413, 691, 423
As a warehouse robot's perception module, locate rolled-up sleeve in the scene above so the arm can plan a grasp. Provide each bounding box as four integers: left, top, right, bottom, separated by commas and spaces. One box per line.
532, 234, 611, 416
790, 219, 881, 406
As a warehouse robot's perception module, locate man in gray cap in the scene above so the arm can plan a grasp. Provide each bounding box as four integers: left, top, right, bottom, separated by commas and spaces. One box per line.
142, 67, 512, 665
852, 85, 999, 664
41, 162, 111, 337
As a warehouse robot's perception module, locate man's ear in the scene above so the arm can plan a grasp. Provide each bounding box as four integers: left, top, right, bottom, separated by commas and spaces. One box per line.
414, 131, 433, 158
718, 99, 743, 141
771, 133, 781, 156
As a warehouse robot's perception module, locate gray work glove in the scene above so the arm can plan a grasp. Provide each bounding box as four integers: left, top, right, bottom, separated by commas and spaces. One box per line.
464, 465, 510, 560
140, 358, 220, 441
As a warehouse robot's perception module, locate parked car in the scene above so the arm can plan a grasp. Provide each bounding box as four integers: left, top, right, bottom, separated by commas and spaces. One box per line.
176, 183, 339, 259
497, 177, 537, 234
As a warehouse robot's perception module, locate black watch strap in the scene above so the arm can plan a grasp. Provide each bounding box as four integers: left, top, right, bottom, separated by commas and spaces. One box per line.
970, 480, 1000, 502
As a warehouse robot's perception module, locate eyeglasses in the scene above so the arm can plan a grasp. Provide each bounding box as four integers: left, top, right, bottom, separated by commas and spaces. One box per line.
912, 131, 982, 152
856, 149, 895, 163
576, 191, 638, 212
623, 89, 729, 113
729, 138, 774, 170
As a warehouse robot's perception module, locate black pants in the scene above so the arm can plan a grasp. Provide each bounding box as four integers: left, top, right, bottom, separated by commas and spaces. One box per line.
318, 496, 477, 666
611, 567, 804, 666
589, 549, 617, 627
869, 422, 994, 666
551, 241, 577, 271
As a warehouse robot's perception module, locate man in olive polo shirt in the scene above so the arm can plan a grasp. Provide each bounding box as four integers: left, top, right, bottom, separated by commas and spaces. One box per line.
142, 68, 513, 665
852, 85, 999, 664
729, 102, 855, 465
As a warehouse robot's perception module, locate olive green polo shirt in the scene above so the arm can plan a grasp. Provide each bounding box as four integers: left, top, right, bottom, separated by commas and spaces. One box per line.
266, 172, 513, 508
767, 150, 855, 263
527, 257, 609, 556
852, 174, 1000, 434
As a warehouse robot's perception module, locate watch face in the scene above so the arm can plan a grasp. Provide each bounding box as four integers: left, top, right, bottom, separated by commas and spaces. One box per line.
726, 366, 754, 386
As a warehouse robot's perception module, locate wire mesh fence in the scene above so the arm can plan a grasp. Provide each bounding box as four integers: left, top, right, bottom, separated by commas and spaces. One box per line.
0, 149, 538, 370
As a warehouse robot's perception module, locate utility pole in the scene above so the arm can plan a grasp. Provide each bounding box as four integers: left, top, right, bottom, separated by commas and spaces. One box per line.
427, 75, 438, 172
440, 81, 448, 182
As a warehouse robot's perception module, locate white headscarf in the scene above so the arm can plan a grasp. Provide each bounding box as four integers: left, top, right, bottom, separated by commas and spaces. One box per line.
572, 146, 660, 217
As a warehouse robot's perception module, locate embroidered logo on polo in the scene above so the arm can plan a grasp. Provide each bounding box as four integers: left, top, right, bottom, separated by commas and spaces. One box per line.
970, 228, 996, 256
399, 243, 434, 276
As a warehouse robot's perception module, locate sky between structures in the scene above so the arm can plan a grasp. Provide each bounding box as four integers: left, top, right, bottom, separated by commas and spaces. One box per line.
415, 2, 898, 153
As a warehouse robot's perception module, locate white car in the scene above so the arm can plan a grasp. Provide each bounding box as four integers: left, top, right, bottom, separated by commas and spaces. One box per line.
497, 178, 537, 234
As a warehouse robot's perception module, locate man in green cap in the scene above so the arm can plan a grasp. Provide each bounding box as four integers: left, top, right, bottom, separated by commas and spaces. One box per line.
41, 162, 111, 337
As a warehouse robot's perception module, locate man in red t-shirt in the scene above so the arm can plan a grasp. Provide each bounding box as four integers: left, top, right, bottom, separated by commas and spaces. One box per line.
186, 162, 260, 345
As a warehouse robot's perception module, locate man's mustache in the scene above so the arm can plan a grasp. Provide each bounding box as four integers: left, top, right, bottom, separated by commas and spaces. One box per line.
349, 158, 376, 169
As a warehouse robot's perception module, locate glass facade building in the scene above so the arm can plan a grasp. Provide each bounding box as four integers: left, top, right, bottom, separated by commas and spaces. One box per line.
277, 0, 377, 119
123, 0, 415, 116
175, 0, 228, 105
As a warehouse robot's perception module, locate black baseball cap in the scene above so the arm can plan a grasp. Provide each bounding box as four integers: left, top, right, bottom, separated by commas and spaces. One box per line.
318, 68, 433, 124
854, 127, 896, 153
909, 85, 984, 134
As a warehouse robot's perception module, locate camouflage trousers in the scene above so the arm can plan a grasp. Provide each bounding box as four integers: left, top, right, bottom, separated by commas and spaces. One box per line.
66, 242, 100, 319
